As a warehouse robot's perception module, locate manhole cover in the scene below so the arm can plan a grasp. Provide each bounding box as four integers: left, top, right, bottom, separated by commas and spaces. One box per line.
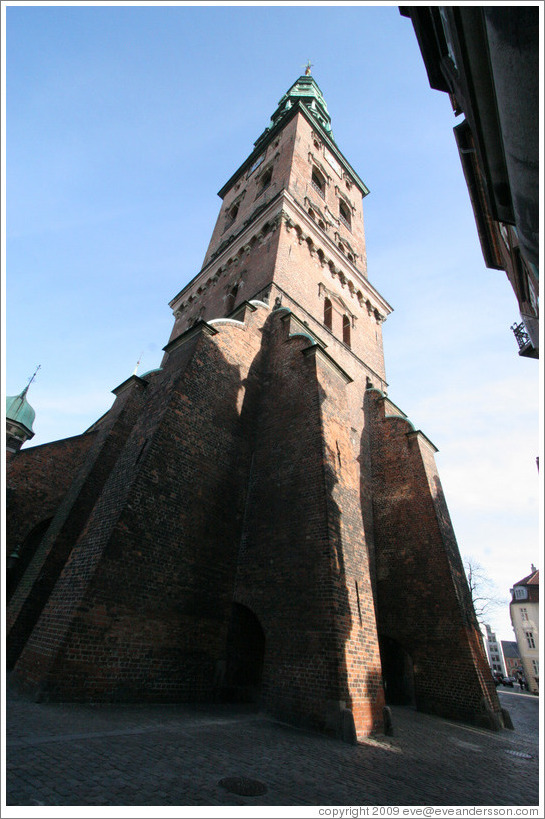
505, 750, 533, 760
219, 776, 268, 796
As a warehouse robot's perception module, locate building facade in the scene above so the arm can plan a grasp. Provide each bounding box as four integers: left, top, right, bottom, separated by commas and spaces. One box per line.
501, 641, 522, 681
483, 624, 507, 677
510, 566, 540, 694
400, 6, 539, 359
6, 72, 503, 739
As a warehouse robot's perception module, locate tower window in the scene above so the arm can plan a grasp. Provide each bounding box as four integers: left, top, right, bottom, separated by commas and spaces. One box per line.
228, 203, 239, 222
324, 298, 332, 330
343, 315, 351, 347
226, 282, 239, 315
260, 167, 273, 190
311, 168, 325, 198
520, 607, 528, 621
526, 632, 536, 649
339, 200, 351, 229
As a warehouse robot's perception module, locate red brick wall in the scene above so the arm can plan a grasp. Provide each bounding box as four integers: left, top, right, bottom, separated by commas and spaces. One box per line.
7, 379, 149, 670
6, 432, 97, 558
12, 312, 264, 701
366, 388, 502, 728
222, 306, 384, 738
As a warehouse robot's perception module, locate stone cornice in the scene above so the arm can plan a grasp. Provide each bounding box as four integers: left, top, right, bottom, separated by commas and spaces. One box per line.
280, 191, 393, 319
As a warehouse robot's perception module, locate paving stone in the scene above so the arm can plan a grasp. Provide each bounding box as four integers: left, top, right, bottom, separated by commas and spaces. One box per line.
4, 687, 539, 809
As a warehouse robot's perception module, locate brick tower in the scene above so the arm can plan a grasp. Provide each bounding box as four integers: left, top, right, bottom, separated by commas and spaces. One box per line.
6, 71, 503, 738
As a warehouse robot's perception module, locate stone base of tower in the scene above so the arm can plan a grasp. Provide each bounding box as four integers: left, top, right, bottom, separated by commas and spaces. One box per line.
7, 300, 502, 738
7, 301, 385, 740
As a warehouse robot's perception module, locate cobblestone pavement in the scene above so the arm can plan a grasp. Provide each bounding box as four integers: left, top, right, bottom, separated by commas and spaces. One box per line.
3, 684, 540, 810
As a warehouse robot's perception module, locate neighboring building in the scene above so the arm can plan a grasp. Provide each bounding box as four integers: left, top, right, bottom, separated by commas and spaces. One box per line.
6, 71, 503, 738
501, 641, 522, 680
400, 6, 539, 358
510, 566, 540, 694
483, 624, 506, 677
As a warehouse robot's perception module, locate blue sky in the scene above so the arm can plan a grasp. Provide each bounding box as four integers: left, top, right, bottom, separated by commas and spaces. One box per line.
3, 1, 542, 643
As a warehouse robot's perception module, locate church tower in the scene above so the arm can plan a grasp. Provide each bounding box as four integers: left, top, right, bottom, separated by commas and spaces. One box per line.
7, 71, 502, 739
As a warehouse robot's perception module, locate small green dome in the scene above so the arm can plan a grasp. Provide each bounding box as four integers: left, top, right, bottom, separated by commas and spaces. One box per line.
6, 388, 36, 433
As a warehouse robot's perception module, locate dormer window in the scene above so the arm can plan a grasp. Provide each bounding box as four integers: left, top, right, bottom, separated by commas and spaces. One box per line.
311, 168, 325, 198
339, 200, 351, 229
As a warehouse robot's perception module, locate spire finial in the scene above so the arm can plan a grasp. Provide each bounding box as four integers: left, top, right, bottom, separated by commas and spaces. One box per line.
23, 364, 41, 395
133, 352, 144, 376
304, 60, 313, 76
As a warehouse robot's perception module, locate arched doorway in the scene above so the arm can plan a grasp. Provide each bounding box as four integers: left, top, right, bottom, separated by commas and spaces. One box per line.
223, 603, 265, 703
379, 635, 416, 706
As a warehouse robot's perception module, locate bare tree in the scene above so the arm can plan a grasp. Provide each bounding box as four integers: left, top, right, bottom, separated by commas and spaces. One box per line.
464, 558, 507, 623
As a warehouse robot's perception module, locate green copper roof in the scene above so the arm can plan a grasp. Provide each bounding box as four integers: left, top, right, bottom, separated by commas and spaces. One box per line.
6, 386, 36, 433
256, 73, 334, 146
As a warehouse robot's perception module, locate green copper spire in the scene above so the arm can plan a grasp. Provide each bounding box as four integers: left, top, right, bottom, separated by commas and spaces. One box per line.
255, 70, 334, 146
6, 386, 36, 434
6, 366, 40, 434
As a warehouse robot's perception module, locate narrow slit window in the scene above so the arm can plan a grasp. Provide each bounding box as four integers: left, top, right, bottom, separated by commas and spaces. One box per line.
226, 283, 239, 315
324, 298, 332, 330
343, 314, 351, 347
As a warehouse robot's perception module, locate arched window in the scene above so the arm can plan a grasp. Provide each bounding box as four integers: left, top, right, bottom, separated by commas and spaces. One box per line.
226, 282, 239, 315
324, 298, 332, 330
339, 200, 351, 228
343, 314, 351, 347
311, 167, 325, 198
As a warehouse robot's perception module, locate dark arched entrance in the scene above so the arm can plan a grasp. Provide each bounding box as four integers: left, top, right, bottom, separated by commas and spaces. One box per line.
379, 635, 416, 706
223, 603, 265, 703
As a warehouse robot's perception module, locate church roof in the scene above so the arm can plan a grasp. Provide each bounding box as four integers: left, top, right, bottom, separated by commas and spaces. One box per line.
6, 386, 36, 433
